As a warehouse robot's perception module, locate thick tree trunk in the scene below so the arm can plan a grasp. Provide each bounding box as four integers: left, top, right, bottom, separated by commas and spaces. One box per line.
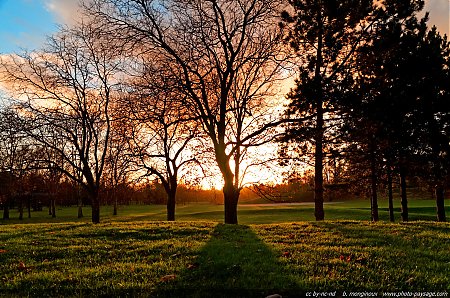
216, 142, 240, 224
314, 130, 325, 221
167, 190, 176, 221
49, 201, 52, 215
223, 180, 239, 224
91, 200, 100, 224
78, 205, 83, 218
3, 194, 11, 219
90, 190, 100, 224
399, 166, 408, 222
3, 203, 9, 220
387, 167, 394, 222
435, 184, 446, 222
370, 139, 379, 222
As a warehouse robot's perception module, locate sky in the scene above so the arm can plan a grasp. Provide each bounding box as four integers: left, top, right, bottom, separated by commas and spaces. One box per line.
0, 0, 449, 54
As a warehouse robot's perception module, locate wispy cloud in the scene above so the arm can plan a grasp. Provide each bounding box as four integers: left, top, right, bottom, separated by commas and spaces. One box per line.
43, 0, 83, 25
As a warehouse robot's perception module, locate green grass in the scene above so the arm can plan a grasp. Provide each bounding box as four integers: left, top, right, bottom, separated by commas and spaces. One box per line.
0, 221, 449, 296
1, 198, 449, 225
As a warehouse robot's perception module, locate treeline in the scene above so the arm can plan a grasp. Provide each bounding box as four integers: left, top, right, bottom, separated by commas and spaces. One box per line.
0, 172, 227, 220
0, 0, 448, 224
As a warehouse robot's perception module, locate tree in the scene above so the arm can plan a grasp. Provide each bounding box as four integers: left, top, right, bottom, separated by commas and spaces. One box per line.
346, 0, 448, 222
104, 116, 135, 216
280, 0, 377, 220
0, 106, 33, 220
0, 21, 124, 223
89, 0, 289, 224
123, 59, 204, 221
408, 27, 450, 222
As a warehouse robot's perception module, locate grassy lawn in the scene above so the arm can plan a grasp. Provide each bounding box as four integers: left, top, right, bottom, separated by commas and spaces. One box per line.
1, 200, 449, 296
1, 198, 449, 225
0, 221, 449, 297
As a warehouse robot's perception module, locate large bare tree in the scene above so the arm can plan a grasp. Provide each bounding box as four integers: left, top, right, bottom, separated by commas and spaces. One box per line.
89, 0, 290, 224
0, 20, 124, 223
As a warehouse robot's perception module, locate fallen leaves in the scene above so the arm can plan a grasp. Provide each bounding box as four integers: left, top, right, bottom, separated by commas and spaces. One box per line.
159, 274, 177, 282
187, 262, 199, 270
0, 249, 7, 254
339, 255, 367, 264
18, 262, 27, 270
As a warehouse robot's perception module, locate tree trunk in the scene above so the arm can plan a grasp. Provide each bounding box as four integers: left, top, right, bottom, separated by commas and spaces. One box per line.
370, 139, 379, 222
387, 166, 394, 222
435, 183, 446, 222
399, 166, 408, 222
3, 194, 11, 219
49, 201, 52, 215
90, 191, 100, 224
27, 195, 31, 218
77, 188, 83, 218
313, 7, 325, 222
113, 197, 118, 216
78, 205, 83, 218
3, 203, 9, 220
314, 131, 325, 221
216, 142, 240, 224
223, 180, 239, 224
18, 198, 24, 220
167, 190, 176, 221
51, 198, 56, 218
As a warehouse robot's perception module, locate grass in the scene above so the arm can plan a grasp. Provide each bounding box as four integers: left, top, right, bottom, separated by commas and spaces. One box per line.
0, 221, 449, 297
1, 198, 449, 225
1, 199, 449, 296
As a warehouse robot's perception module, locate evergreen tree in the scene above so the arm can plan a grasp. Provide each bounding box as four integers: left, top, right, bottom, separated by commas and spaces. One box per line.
280, 0, 376, 220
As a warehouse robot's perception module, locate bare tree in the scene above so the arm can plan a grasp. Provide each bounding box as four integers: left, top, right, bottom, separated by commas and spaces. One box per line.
0, 106, 33, 220
89, 0, 290, 224
0, 20, 124, 223
124, 61, 204, 221
104, 115, 135, 216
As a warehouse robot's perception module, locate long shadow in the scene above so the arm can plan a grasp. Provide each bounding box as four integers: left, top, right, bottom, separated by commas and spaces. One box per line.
152, 224, 300, 298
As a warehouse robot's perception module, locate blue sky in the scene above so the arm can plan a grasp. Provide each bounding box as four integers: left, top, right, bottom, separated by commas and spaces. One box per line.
0, 0, 448, 54
0, 0, 59, 54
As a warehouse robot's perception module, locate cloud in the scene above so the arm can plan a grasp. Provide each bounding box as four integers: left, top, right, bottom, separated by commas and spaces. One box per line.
42, 0, 448, 35
425, 0, 450, 35
43, 0, 84, 25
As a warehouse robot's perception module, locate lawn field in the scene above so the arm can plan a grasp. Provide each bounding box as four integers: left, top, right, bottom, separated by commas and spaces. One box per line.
0, 221, 449, 297
1, 198, 449, 225
1, 200, 449, 296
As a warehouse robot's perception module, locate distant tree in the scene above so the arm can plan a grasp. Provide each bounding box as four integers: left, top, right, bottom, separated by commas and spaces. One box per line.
0, 21, 125, 223
89, 0, 290, 224
124, 60, 203, 221
0, 107, 33, 220
104, 115, 135, 216
280, 0, 377, 220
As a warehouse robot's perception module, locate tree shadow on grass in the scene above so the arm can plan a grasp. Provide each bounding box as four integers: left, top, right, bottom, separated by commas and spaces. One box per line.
153, 224, 300, 298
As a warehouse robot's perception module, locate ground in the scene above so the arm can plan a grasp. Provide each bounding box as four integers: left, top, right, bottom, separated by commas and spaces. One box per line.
0, 200, 449, 297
